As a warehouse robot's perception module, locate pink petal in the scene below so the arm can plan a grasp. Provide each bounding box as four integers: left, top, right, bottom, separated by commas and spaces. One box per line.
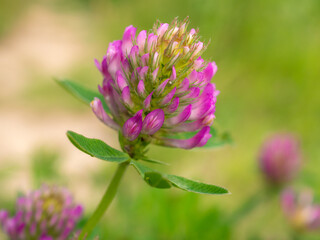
141, 53, 150, 66
147, 33, 158, 51
152, 67, 159, 82
137, 30, 147, 53
168, 104, 192, 125
157, 23, 169, 37
122, 25, 137, 55
166, 97, 180, 113
160, 126, 211, 149
160, 87, 176, 105
137, 80, 145, 96
176, 78, 190, 94
121, 86, 134, 107
144, 91, 154, 109
129, 45, 139, 67
142, 109, 165, 135
170, 66, 176, 81
156, 79, 169, 95
116, 71, 127, 91
123, 110, 143, 141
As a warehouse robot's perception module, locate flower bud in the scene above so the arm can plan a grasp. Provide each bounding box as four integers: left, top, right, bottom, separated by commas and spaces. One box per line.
259, 134, 302, 185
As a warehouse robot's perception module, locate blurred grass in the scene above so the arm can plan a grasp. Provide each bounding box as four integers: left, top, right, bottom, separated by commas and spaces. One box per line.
30, 147, 64, 187
0, 0, 319, 239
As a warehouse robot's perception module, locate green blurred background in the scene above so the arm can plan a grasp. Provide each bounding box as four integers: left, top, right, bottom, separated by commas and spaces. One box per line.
0, 0, 319, 239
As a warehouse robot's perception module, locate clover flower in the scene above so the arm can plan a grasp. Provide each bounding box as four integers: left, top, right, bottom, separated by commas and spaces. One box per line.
92, 18, 219, 157
282, 189, 320, 231
0, 185, 83, 240
259, 134, 301, 185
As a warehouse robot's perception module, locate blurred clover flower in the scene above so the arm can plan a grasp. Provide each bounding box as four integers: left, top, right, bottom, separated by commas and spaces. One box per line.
92, 17, 219, 157
282, 189, 320, 231
259, 134, 302, 185
0, 185, 83, 240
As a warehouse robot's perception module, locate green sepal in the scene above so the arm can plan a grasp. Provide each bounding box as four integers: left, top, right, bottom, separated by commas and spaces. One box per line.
56, 79, 110, 113
131, 161, 229, 194
67, 131, 129, 163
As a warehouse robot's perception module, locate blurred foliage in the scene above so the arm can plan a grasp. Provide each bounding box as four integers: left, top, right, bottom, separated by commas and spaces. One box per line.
30, 147, 63, 188
0, 0, 29, 37
93, 189, 231, 240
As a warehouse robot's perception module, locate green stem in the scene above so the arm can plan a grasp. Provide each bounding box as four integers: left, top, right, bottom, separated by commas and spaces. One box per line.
226, 187, 279, 225
291, 230, 304, 240
226, 191, 265, 225
79, 162, 129, 239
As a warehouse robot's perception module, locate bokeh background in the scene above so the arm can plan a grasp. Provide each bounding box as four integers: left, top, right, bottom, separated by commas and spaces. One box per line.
0, 0, 319, 239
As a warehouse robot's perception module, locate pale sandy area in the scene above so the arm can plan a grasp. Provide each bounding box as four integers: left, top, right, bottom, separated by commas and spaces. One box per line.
0, 4, 112, 206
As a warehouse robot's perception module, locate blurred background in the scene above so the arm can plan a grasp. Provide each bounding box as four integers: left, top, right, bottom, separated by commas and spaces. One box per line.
0, 0, 319, 239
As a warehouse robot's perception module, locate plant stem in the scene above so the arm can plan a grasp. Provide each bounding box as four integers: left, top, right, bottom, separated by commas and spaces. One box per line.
226, 191, 265, 225
291, 230, 304, 240
79, 162, 129, 239
226, 187, 278, 225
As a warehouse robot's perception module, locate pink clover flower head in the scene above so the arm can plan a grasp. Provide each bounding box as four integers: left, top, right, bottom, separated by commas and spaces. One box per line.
0, 185, 83, 240
282, 189, 320, 231
93, 17, 218, 156
259, 134, 302, 185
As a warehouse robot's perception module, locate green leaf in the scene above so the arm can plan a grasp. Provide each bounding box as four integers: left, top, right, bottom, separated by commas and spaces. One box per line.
131, 161, 229, 194
31, 148, 61, 187
56, 79, 110, 113
144, 172, 172, 188
131, 161, 171, 189
166, 175, 230, 195
67, 131, 129, 163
